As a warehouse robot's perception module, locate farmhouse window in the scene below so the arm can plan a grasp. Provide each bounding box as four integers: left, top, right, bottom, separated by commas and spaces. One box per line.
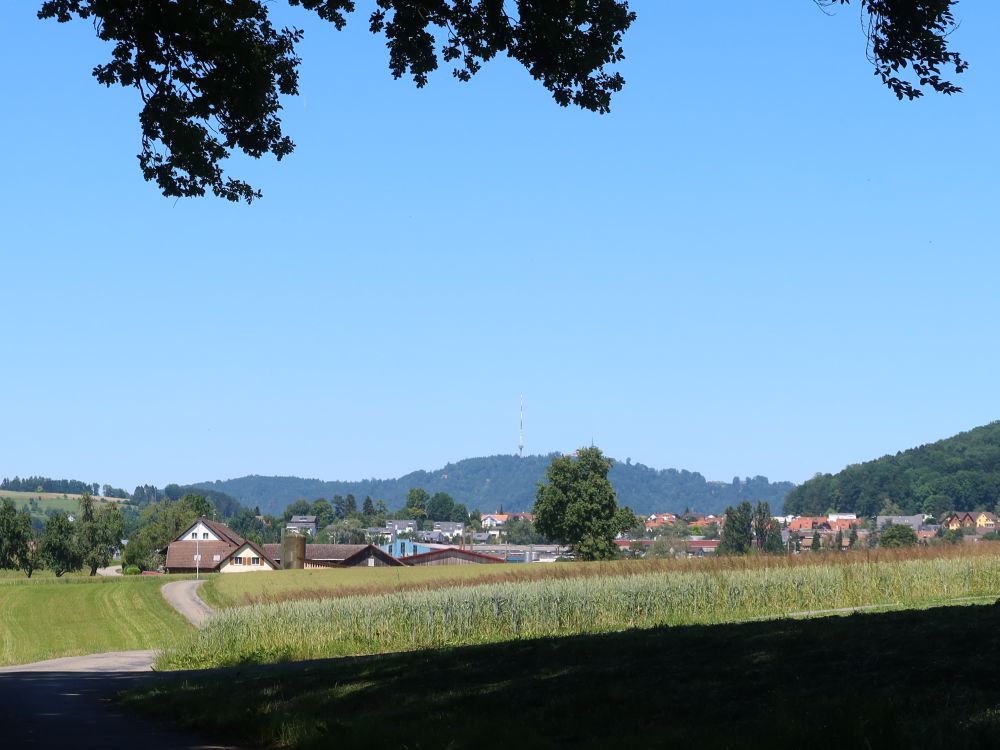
203, 533, 209, 539
233, 557, 242, 565
251, 557, 260, 565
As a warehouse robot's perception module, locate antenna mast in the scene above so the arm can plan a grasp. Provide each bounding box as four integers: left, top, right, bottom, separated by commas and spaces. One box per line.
519, 394, 524, 458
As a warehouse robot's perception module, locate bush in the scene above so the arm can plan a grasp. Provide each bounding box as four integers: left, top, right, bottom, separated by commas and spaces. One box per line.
880, 524, 918, 548
123, 565, 141, 575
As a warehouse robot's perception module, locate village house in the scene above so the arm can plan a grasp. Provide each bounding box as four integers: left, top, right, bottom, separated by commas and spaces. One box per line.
480, 513, 508, 529
285, 515, 318, 536
385, 519, 417, 535
165, 518, 276, 574
644, 513, 676, 532
788, 516, 830, 533
432, 521, 465, 537
877, 514, 924, 531
974, 511, 997, 529
941, 513, 975, 531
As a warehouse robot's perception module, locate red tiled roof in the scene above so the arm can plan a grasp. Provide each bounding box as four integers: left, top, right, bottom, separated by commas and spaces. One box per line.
165, 540, 237, 572
688, 540, 720, 550
264, 543, 369, 562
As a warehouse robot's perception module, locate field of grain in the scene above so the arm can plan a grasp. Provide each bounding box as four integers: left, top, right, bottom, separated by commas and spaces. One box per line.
202, 542, 1000, 609
160, 552, 1000, 669
0, 577, 193, 665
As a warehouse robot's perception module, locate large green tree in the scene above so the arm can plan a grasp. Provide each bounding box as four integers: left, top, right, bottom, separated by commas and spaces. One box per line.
42, 512, 83, 576
77, 495, 125, 576
0, 500, 33, 573
533, 447, 634, 561
426, 492, 456, 522
35, 1, 964, 202
122, 493, 206, 570
753, 501, 784, 554
719, 501, 753, 555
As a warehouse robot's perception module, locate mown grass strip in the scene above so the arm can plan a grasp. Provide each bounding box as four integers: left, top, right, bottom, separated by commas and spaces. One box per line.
0, 577, 194, 666
159, 553, 1000, 669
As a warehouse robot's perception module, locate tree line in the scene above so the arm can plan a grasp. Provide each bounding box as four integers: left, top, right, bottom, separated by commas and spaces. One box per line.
783, 421, 1000, 518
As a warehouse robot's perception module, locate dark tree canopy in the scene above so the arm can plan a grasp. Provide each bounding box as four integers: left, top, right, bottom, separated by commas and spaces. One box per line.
38, 1, 966, 202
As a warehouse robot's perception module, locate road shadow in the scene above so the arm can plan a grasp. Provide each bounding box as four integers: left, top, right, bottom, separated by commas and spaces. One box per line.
0, 669, 243, 749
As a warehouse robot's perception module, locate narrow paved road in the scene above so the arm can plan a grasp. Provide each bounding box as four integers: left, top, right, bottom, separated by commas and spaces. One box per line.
0, 657, 240, 749
161, 579, 214, 628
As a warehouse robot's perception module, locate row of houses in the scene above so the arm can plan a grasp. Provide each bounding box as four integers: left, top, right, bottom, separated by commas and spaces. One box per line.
164, 518, 505, 574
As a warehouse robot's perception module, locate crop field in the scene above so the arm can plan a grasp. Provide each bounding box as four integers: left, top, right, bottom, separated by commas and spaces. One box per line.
0, 576, 193, 666
160, 551, 1000, 669
201, 542, 1000, 609
201, 542, 1000, 608
127, 600, 1000, 749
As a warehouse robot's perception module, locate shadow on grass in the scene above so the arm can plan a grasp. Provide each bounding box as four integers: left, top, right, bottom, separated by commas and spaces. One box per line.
124, 601, 1000, 749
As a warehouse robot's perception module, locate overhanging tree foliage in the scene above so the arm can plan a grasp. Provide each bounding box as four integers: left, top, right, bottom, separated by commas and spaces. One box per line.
37, 1, 967, 202
533, 446, 635, 560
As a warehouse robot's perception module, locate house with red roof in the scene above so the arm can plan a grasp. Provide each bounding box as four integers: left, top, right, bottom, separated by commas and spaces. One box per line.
165, 517, 276, 574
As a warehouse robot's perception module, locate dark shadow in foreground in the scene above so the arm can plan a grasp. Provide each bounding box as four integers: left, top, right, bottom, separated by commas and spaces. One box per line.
124, 601, 1000, 749
0, 668, 240, 749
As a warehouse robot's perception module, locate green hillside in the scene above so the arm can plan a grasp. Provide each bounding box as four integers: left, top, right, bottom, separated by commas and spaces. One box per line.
783, 421, 1000, 518
194, 454, 794, 517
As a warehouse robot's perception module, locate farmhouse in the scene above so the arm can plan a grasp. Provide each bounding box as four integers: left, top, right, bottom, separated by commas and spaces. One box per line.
165, 518, 276, 574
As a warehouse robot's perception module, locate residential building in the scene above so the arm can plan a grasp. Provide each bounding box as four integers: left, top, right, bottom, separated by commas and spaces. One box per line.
286, 515, 318, 536
432, 521, 465, 537
385, 519, 417, 534
165, 518, 276, 574
876, 514, 924, 532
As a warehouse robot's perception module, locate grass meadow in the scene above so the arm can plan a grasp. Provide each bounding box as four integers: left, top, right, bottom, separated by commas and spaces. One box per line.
1, 490, 126, 524
161, 550, 1000, 669
0, 576, 193, 666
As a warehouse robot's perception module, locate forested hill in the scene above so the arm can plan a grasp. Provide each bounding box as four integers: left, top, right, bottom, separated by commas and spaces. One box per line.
193, 455, 794, 517
783, 421, 1000, 518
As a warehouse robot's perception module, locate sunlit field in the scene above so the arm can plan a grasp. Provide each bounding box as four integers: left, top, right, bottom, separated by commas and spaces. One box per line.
0, 576, 192, 666
161, 549, 1000, 669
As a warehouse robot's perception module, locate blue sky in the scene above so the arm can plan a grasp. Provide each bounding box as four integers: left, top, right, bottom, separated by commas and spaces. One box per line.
1, 2, 997, 492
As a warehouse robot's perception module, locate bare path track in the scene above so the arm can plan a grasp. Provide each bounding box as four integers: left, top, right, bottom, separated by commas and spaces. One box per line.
161, 579, 214, 628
